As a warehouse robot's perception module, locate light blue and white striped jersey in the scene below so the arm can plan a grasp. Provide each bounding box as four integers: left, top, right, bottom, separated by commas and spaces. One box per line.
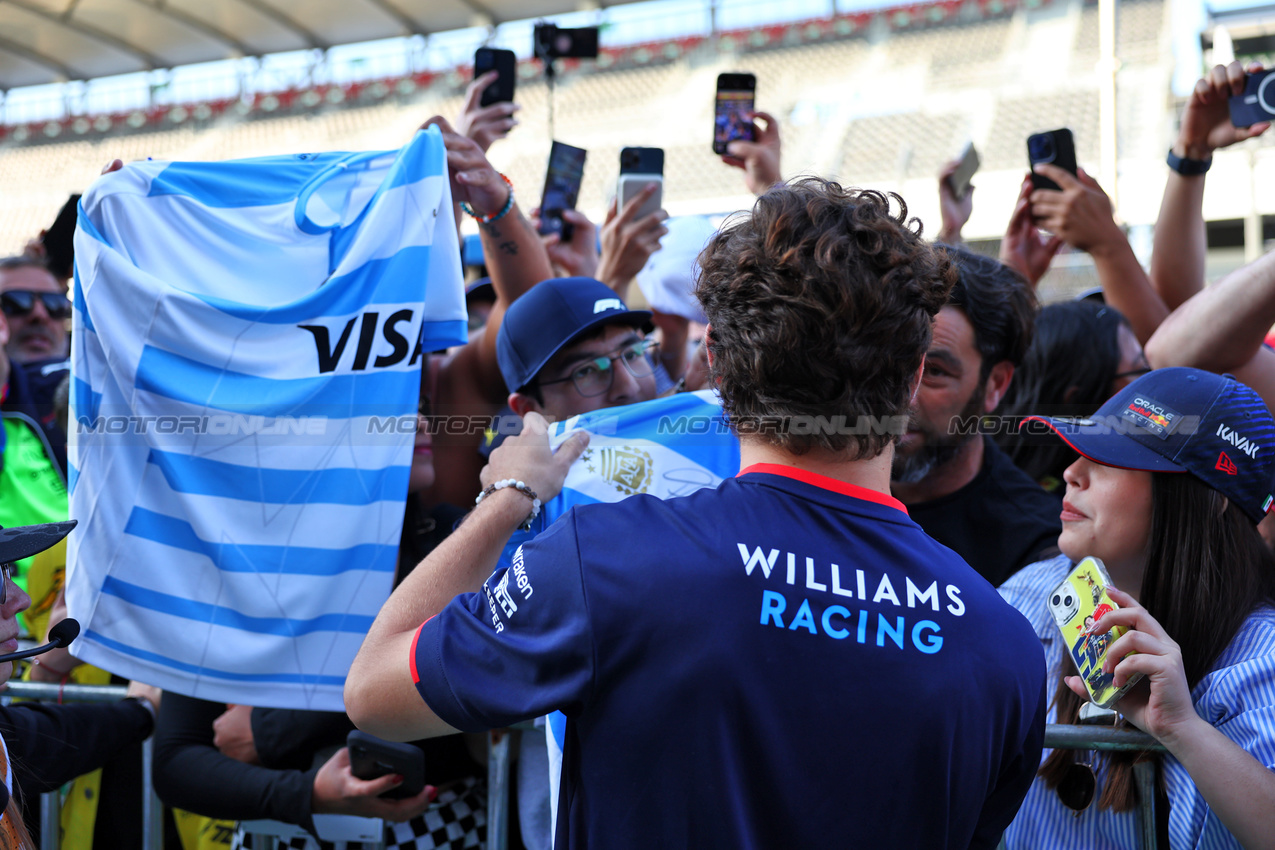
66, 127, 466, 711
999, 556, 1275, 849
493, 390, 741, 838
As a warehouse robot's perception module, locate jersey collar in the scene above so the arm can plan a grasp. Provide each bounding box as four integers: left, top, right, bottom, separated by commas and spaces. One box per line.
737, 463, 908, 515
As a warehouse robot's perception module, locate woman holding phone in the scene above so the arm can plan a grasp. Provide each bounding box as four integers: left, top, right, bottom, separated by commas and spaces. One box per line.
999, 367, 1275, 848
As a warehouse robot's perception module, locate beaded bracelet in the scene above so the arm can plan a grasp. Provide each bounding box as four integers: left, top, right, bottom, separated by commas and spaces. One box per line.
460, 173, 515, 224
475, 478, 541, 531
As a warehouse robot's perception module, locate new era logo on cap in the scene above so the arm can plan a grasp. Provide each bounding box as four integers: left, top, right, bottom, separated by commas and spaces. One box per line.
1216, 452, 1238, 476
593, 298, 624, 314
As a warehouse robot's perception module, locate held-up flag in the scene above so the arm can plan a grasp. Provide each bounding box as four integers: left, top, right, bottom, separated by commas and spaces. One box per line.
66, 127, 466, 711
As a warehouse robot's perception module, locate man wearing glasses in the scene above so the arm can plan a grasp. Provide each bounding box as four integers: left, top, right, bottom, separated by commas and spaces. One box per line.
0, 257, 71, 365
496, 276, 664, 429
0, 258, 70, 598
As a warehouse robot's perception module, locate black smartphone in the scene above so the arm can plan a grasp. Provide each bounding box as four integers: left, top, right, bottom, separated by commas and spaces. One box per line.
1027, 129, 1078, 191
617, 147, 664, 221
42, 194, 81, 281
713, 73, 756, 155
538, 141, 587, 242
1229, 68, 1275, 129
475, 47, 516, 107
346, 731, 425, 800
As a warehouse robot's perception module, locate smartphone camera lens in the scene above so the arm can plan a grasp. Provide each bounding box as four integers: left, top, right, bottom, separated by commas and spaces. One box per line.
1050, 593, 1061, 607
621, 151, 637, 170
1029, 135, 1055, 163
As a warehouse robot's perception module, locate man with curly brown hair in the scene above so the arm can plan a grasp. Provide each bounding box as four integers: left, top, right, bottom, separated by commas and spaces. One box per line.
347, 178, 1047, 850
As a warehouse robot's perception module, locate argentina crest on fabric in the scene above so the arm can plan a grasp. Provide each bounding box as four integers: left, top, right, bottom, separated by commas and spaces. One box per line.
497, 391, 741, 567
66, 126, 466, 711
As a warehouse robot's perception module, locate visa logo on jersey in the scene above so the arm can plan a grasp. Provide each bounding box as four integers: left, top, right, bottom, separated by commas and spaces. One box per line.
299, 310, 430, 373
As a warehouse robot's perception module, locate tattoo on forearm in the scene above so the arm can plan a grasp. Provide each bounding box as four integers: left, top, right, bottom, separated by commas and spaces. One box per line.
480, 220, 503, 239
498, 240, 518, 256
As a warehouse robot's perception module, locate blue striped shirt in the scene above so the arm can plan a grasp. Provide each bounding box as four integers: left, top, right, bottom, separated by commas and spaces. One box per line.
999, 555, 1275, 849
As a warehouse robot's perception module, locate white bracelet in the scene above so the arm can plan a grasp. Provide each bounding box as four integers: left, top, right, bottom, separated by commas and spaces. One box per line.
475, 479, 542, 532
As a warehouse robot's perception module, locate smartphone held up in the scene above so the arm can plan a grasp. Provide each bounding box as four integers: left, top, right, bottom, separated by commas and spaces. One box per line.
538, 141, 588, 241
1027, 128, 1077, 191
617, 147, 664, 221
1229, 67, 1275, 128
713, 73, 756, 155
474, 47, 516, 107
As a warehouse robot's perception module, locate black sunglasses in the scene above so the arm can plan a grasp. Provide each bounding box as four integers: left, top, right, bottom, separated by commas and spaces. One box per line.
1057, 703, 1120, 812
0, 562, 12, 605
1057, 760, 1098, 812
1113, 366, 1152, 381
0, 290, 72, 321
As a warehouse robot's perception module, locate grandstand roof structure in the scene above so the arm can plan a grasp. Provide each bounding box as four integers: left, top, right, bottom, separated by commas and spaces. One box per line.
0, 0, 643, 90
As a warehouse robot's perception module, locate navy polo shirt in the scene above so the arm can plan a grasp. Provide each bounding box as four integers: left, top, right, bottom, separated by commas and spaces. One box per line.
412, 464, 1047, 849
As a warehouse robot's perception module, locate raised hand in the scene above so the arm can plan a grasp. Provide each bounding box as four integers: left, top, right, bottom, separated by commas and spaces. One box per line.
937, 158, 974, 244
596, 189, 668, 293
534, 208, 599, 279
1064, 586, 1199, 745
419, 116, 509, 218
999, 175, 1063, 286
481, 412, 590, 505
722, 110, 782, 196
1176, 61, 1270, 161
1029, 165, 1124, 256
456, 71, 520, 153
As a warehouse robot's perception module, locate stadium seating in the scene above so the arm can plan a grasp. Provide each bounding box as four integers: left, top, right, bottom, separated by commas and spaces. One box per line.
7, 0, 1269, 298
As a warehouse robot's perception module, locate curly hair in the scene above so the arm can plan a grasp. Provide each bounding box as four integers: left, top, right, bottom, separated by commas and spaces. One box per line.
695, 178, 956, 459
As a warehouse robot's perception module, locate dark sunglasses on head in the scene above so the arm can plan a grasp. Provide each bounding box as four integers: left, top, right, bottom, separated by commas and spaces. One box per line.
0, 290, 72, 321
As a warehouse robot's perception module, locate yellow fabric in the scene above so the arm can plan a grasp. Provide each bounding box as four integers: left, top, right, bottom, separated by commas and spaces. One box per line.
21, 538, 66, 640
172, 809, 236, 850
58, 768, 101, 850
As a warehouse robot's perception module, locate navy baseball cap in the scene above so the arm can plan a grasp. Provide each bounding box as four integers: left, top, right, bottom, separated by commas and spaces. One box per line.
465, 277, 495, 303
496, 277, 653, 393
1022, 367, 1275, 523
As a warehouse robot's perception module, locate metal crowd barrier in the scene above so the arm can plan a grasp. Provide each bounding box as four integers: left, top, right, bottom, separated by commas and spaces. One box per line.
0, 681, 163, 850
484, 725, 1171, 850
0, 682, 1169, 850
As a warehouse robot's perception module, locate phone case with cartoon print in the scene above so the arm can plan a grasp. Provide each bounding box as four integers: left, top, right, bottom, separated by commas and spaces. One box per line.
1046, 556, 1143, 708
